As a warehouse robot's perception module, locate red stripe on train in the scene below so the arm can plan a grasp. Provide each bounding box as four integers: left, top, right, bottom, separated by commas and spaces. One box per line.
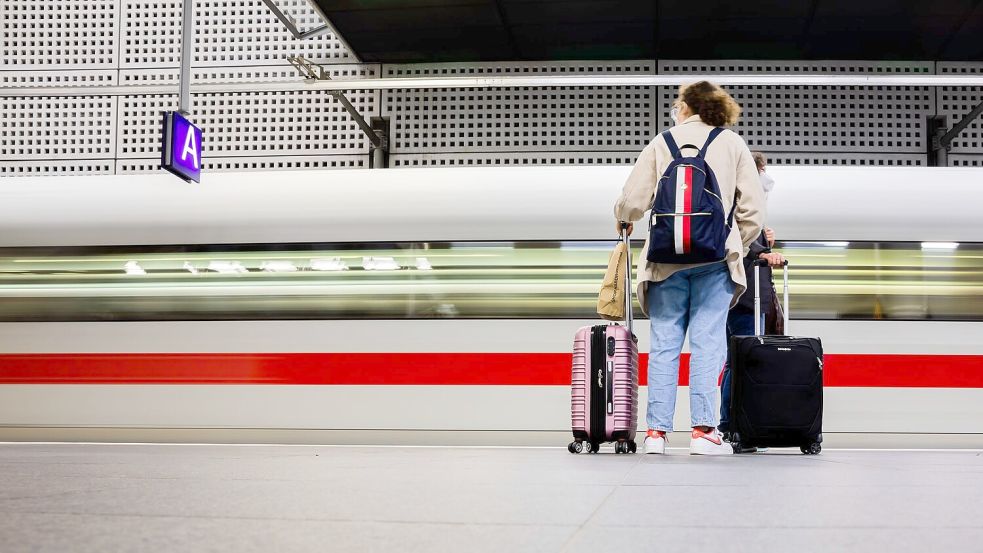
0, 353, 981, 387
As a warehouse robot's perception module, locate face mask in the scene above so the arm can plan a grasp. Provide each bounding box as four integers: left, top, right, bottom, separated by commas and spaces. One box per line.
759, 172, 775, 196
670, 107, 679, 124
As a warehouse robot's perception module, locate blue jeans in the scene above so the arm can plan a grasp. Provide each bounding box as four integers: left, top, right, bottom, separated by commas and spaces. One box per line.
718, 311, 765, 433
646, 262, 734, 432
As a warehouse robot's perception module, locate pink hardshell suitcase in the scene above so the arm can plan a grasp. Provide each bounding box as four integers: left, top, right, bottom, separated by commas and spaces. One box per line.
569, 228, 639, 454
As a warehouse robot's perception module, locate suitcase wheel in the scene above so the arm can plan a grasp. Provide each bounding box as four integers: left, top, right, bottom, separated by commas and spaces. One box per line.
801, 443, 822, 455
613, 441, 638, 454
568, 441, 584, 454
588, 442, 600, 454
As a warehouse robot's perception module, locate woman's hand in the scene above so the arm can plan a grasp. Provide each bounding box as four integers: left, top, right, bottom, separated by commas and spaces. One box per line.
617, 221, 634, 237
764, 227, 776, 248
758, 252, 785, 267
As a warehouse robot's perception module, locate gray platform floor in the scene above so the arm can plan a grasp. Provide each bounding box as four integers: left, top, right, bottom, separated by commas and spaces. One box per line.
1, 444, 982, 553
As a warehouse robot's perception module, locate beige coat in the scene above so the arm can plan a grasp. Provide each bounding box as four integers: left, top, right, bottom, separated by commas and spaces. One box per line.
614, 115, 765, 314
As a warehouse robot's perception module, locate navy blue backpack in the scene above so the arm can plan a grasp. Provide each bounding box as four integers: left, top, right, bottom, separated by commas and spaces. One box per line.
647, 127, 737, 264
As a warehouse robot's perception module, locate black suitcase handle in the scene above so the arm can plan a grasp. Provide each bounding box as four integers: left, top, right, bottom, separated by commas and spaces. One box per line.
753, 258, 789, 336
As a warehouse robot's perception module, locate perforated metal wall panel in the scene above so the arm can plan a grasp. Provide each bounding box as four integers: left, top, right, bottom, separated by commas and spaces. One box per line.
761, 153, 927, 167
119, 0, 352, 68
0, 0, 119, 70
1, 96, 118, 161
658, 61, 936, 166
0, 70, 119, 88
0, 160, 116, 177
950, 155, 983, 167
116, 154, 365, 174
1, 0, 980, 177
116, 87, 377, 160
391, 152, 639, 168
0, 1, 374, 175
382, 61, 657, 158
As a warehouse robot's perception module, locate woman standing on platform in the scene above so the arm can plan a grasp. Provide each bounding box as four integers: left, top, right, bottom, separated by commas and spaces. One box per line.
613, 81, 765, 455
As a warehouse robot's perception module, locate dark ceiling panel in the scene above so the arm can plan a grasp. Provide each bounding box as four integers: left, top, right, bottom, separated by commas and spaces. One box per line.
311, 0, 983, 62
511, 22, 655, 60
656, 0, 812, 19
323, 0, 489, 10
348, 27, 514, 63
327, 4, 503, 33
806, 16, 964, 59
940, 1, 983, 60
811, 0, 976, 18
502, 1, 652, 26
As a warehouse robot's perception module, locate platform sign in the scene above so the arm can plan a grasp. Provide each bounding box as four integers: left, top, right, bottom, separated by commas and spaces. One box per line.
160, 111, 202, 183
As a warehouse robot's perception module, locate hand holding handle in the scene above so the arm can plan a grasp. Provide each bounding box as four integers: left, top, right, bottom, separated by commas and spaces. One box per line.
753, 258, 790, 335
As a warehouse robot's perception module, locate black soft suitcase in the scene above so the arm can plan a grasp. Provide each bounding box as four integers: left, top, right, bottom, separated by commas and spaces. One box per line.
727, 260, 824, 455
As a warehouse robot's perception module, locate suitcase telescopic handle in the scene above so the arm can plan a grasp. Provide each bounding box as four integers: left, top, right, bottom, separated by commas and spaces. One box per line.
753, 258, 789, 336
620, 222, 633, 336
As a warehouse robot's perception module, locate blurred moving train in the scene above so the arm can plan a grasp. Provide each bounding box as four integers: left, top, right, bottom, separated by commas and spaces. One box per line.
0, 166, 981, 445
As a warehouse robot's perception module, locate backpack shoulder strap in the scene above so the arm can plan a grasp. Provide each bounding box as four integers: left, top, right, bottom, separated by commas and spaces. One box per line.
698, 127, 725, 158
726, 195, 738, 228
661, 131, 681, 160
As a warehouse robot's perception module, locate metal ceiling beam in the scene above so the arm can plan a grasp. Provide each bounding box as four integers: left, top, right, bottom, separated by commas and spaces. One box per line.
492, 0, 520, 60
798, 0, 821, 57
259, 0, 361, 62
939, 99, 983, 147
260, 0, 331, 40
3, 73, 983, 97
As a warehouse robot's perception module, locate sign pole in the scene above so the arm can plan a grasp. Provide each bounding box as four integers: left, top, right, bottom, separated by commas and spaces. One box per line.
159, 0, 202, 183
178, 0, 193, 114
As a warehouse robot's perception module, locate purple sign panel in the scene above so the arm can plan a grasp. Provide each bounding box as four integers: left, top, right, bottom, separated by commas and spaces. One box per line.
160, 111, 203, 183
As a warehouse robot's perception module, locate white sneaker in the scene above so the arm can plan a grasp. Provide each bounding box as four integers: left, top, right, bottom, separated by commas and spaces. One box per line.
689, 428, 733, 455
644, 430, 668, 454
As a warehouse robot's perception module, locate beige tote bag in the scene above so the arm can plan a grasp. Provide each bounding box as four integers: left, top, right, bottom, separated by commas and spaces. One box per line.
596, 241, 627, 321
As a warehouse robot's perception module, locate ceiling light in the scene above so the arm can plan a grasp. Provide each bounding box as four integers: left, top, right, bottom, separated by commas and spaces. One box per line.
207, 261, 249, 274
123, 261, 146, 275
310, 258, 349, 271
362, 256, 401, 271
415, 257, 433, 271
183, 262, 198, 274
261, 261, 298, 273
921, 242, 959, 250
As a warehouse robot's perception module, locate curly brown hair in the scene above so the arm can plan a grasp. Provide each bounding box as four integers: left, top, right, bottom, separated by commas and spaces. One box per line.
751, 151, 767, 172
678, 81, 741, 127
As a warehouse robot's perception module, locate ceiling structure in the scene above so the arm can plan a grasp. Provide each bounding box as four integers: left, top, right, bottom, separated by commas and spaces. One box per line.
310, 0, 983, 63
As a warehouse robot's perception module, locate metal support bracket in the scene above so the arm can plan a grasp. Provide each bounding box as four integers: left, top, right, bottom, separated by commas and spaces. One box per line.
369, 117, 390, 169
288, 56, 328, 82
260, 0, 331, 40
288, 56, 389, 168
931, 98, 983, 166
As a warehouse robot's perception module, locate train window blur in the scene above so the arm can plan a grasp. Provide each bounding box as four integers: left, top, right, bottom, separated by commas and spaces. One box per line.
0, 241, 979, 321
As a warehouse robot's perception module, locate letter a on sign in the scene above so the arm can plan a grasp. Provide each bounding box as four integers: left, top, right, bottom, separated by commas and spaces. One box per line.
181, 127, 199, 169
161, 111, 203, 182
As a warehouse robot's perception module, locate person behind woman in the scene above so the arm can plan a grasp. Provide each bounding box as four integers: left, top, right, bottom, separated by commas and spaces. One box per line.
718, 151, 785, 443
614, 81, 765, 455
